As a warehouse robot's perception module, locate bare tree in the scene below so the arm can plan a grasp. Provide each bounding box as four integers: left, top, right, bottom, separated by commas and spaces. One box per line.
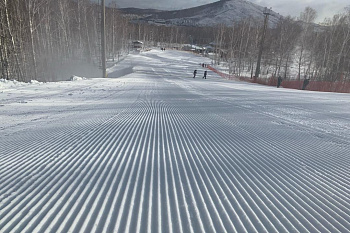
296, 7, 317, 80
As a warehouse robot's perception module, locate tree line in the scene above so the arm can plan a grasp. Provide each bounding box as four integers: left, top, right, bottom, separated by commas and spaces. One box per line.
0, 0, 200, 82
1, 0, 349, 82
0, 0, 130, 81
210, 7, 350, 82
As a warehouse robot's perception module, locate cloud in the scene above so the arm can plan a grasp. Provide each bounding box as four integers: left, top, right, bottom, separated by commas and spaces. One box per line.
250, 0, 349, 22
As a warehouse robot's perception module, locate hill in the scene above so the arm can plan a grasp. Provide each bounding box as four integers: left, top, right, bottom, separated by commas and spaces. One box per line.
119, 0, 282, 27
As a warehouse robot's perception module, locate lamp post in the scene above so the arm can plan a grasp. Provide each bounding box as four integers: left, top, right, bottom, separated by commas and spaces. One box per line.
254, 7, 271, 79
101, 0, 107, 78
189, 35, 193, 50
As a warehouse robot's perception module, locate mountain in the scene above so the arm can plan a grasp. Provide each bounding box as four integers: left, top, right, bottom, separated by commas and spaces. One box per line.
119, 0, 282, 27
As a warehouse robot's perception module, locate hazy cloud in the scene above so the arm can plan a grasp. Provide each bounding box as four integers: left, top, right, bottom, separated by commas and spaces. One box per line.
110, 0, 349, 22
251, 0, 349, 22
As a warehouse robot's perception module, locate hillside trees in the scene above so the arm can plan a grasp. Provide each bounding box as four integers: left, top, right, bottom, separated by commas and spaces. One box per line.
216, 18, 261, 77
0, 0, 133, 82
268, 16, 301, 78
320, 10, 350, 81
106, 2, 130, 60
227, 20, 248, 75
1, 1, 349, 83
0, 0, 24, 81
210, 16, 302, 79
212, 6, 349, 82
213, 24, 226, 65
296, 7, 317, 80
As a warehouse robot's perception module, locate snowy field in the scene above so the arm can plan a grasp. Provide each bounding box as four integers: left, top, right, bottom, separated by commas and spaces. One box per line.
1, 49, 350, 232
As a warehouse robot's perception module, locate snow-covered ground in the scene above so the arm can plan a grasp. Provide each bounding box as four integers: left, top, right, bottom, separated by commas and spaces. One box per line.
1, 49, 349, 232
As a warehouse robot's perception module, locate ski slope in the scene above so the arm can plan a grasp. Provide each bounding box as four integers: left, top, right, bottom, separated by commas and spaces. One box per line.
0, 49, 350, 233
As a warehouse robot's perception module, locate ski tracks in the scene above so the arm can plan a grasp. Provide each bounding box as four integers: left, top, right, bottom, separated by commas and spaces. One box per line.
1, 73, 350, 232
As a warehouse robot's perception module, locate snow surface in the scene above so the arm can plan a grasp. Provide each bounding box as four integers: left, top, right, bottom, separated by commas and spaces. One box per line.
1, 49, 350, 232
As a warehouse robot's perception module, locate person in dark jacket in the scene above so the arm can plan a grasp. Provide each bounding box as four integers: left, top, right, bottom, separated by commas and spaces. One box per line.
203, 70, 207, 79
302, 78, 310, 90
193, 70, 197, 78
277, 76, 282, 88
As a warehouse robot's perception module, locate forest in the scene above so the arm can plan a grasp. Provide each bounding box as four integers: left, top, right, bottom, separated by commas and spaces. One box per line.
1, 0, 349, 83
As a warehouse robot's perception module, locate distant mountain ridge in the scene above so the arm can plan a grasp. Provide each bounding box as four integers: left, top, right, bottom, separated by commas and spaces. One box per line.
119, 0, 282, 27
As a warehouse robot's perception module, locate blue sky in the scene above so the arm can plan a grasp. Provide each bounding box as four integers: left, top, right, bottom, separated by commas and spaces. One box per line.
108, 0, 349, 23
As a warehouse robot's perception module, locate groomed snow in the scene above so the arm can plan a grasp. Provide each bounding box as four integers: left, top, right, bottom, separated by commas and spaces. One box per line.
0, 49, 349, 233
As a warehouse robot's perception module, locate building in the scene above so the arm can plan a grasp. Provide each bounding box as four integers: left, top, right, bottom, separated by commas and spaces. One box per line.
132, 41, 143, 50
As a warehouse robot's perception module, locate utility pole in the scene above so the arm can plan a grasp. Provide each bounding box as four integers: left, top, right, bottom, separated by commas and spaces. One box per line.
101, 0, 107, 78
111, 1, 117, 62
255, 7, 271, 79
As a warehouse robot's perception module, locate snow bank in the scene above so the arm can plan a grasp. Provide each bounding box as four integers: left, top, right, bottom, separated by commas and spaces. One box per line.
70, 75, 86, 81
0, 75, 86, 90
30, 80, 41, 84
0, 79, 43, 89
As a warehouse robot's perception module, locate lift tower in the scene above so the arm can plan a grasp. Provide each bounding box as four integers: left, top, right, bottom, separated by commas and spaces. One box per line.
101, 0, 107, 78
255, 7, 271, 79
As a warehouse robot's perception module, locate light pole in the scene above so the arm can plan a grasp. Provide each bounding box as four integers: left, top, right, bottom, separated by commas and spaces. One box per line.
255, 7, 271, 79
189, 35, 193, 49
101, 0, 107, 78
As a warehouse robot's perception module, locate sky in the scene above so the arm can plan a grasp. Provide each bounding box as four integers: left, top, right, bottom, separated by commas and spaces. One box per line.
110, 0, 349, 23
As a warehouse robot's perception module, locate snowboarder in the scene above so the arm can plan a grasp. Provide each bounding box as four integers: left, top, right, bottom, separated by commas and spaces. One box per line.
302, 78, 310, 90
193, 70, 197, 78
277, 76, 282, 88
203, 70, 207, 79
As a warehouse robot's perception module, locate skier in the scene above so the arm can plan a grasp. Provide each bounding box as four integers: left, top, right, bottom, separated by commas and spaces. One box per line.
193, 70, 197, 78
203, 70, 207, 79
277, 76, 282, 88
302, 78, 310, 90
